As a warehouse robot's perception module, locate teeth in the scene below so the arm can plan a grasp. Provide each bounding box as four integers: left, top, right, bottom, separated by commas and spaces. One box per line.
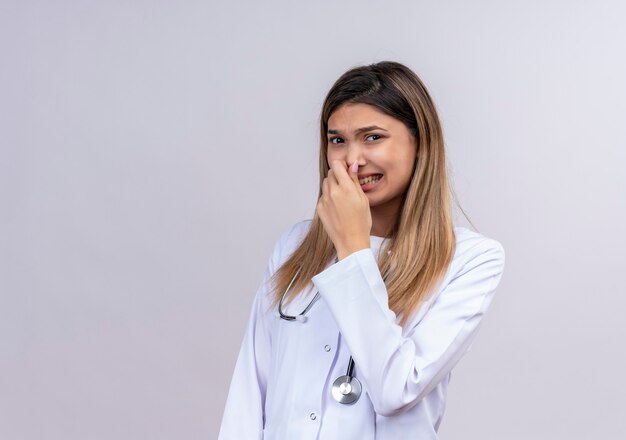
359, 175, 382, 185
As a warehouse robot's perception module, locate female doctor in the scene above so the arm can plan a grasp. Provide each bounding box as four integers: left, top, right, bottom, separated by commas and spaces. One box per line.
218, 61, 505, 439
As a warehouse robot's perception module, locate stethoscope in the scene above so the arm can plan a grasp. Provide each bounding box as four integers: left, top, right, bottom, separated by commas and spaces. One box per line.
276, 260, 362, 405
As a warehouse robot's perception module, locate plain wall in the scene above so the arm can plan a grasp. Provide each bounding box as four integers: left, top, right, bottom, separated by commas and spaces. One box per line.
1, 1, 625, 439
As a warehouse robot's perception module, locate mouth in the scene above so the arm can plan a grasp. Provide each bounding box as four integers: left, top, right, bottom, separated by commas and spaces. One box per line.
358, 173, 383, 191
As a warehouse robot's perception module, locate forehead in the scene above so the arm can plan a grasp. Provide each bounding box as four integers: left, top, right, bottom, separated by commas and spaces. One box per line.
327, 103, 399, 129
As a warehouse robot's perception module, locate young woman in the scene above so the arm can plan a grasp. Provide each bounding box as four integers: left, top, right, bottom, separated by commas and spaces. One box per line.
218, 61, 505, 439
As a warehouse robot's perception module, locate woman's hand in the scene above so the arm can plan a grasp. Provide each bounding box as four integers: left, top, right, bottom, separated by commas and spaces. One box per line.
317, 160, 372, 260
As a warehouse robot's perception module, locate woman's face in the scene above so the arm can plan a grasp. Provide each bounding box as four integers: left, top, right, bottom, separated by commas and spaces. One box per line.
326, 102, 417, 211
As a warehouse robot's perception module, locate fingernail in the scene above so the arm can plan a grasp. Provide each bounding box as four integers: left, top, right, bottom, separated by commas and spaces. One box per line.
350, 160, 358, 173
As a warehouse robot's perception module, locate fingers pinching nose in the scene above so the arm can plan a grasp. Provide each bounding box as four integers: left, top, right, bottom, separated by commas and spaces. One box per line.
350, 160, 358, 173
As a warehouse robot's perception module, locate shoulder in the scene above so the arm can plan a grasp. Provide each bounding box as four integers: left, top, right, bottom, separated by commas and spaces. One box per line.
275, 219, 312, 253
453, 226, 505, 258
268, 219, 313, 271
278, 219, 313, 245
448, 226, 506, 281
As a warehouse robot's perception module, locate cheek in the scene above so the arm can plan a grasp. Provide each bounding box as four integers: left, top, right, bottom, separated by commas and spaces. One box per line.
326, 149, 345, 166
392, 151, 416, 185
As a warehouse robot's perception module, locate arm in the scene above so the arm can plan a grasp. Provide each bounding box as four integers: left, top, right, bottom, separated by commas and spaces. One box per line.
218, 286, 271, 439
311, 238, 505, 417
218, 236, 284, 439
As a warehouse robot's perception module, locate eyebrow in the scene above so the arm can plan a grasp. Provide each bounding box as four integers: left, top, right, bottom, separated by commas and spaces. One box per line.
327, 125, 388, 136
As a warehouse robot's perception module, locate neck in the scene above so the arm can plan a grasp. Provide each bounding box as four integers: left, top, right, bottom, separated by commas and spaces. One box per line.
369, 200, 402, 237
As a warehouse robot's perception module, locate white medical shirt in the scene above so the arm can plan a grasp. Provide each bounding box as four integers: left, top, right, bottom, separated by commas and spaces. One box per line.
219, 220, 505, 439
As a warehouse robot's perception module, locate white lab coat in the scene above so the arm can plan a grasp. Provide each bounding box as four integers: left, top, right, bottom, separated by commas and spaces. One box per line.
219, 219, 505, 439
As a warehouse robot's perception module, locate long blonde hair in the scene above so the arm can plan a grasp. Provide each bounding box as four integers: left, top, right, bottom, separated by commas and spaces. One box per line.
270, 61, 456, 327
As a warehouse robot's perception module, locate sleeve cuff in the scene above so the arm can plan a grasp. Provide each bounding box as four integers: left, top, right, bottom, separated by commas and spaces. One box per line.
311, 248, 393, 318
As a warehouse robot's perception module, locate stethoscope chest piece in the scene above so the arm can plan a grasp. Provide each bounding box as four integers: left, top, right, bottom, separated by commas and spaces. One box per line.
331, 374, 362, 404
331, 357, 361, 404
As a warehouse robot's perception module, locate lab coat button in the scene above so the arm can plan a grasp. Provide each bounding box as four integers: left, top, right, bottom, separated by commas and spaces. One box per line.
309, 412, 317, 420
324, 345, 331, 352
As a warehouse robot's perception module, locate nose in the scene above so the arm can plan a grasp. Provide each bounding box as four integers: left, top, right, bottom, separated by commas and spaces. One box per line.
345, 143, 366, 169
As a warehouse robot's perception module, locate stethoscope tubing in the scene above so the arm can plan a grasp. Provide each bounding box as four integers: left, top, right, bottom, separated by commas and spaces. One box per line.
277, 261, 361, 405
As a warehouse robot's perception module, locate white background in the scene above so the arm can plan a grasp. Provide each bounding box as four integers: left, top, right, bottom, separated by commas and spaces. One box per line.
1, 1, 625, 439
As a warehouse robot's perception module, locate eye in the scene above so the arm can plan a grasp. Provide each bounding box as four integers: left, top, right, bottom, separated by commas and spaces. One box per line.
329, 137, 344, 145
365, 134, 383, 141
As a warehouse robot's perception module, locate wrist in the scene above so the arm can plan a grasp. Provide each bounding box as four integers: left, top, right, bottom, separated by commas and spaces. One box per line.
336, 238, 371, 261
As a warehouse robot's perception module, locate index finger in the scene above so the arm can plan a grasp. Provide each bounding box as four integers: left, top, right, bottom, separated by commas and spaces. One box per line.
329, 160, 353, 187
